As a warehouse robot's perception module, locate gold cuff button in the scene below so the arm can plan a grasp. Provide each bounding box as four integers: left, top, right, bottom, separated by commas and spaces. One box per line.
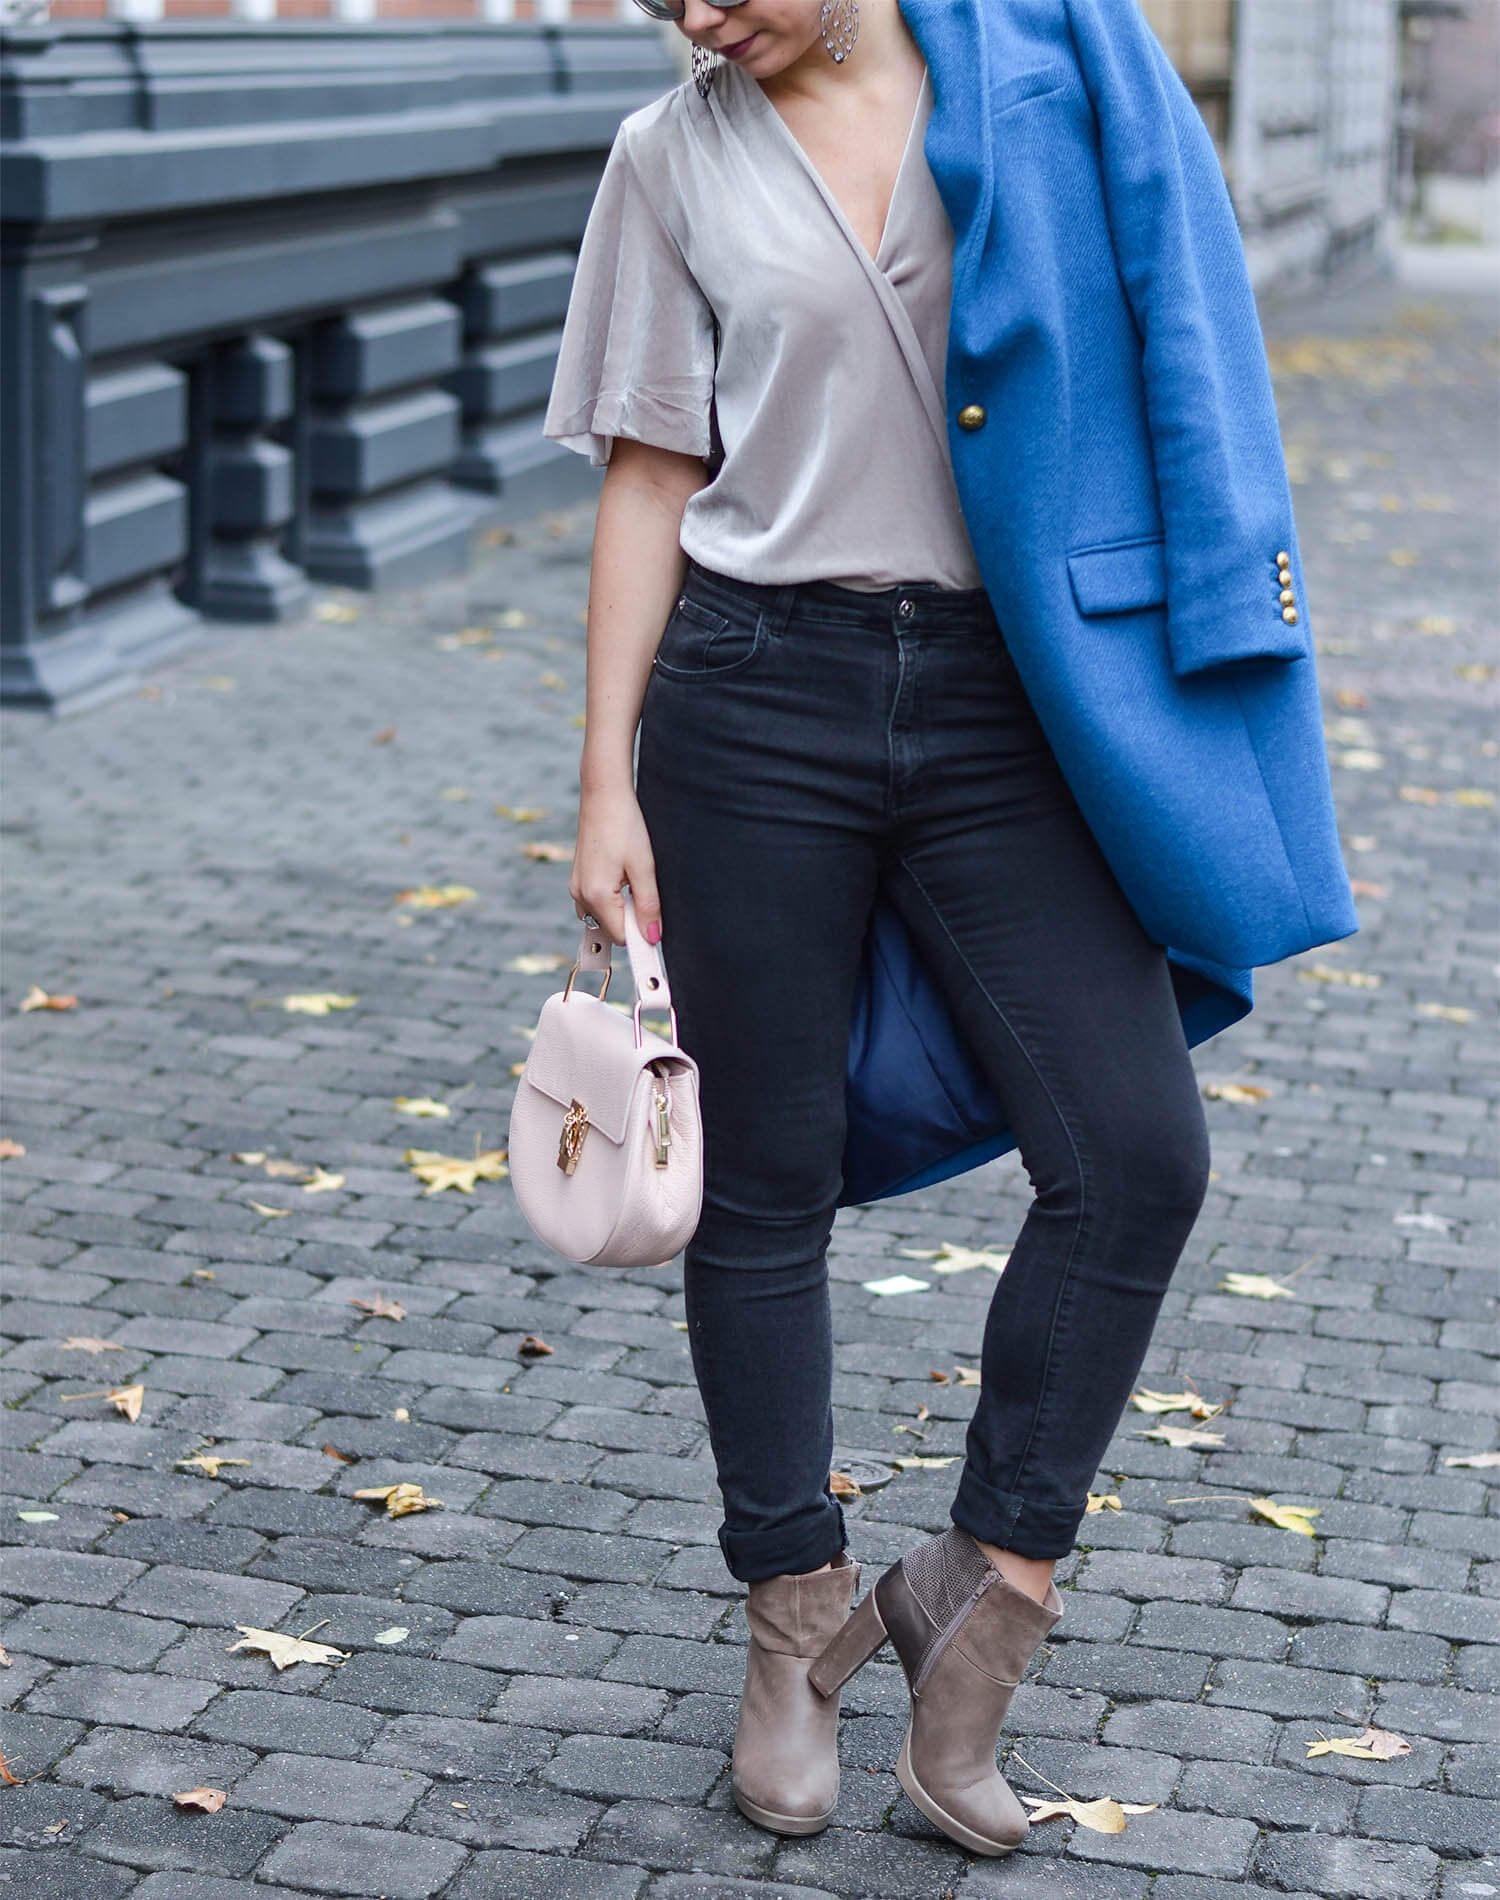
1281, 605, 1299, 624
1275, 550, 1290, 566
957, 404, 987, 431
1280, 588, 1296, 606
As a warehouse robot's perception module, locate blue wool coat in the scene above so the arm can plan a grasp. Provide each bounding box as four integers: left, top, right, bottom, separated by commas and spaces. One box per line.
840, 0, 1358, 1205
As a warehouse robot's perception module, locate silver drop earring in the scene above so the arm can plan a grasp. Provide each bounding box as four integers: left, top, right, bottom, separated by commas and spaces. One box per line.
820, 0, 859, 62
692, 42, 719, 100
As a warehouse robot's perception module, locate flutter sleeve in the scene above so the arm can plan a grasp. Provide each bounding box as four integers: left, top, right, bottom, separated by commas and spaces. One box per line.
543, 122, 717, 470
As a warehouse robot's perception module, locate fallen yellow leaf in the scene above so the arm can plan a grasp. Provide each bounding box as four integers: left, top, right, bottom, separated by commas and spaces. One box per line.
1305, 1724, 1411, 1760
828, 1470, 862, 1497
1416, 1002, 1472, 1024
61, 1337, 124, 1354
262, 1158, 311, 1179
177, 1454, 250, 1478
1249, 1496, 1321, 1536
107, 1385, 144, 1423
19, 986, 77, 1012
1085, 1493, 1122, 1513
231, 1151, 267, 1165
1453, 787, 1496, 808
521, 842, 573, 863
301, 1168, 344, 1194
1444, 1451, 1500, 1469
1202, 1082, 1272, 1104
953, 1367, 982, 1386
1296, 964, 1382, 988
1218, 1272, 1297, 1300
315, 601, 359, 622
404, 1147, 508, 1195
395, 885, 476, 909
893, 1455, 960, 1470
495, 805, 549, 822
1139, 1424, 1226, 1449
1130, 1388, 1225, 1419
353, 1482, 442, 1518
1021, 1795, 1159, 1833
281, 993, 357, 1015
0, 1138, 25, 1159
507, 953, 569, 975
247, 1201, 292, 1218
392, 1097, 451, 1118
1399, 784, 1442, 805
227, 1625, 349, 1671
898, 1242, 1011, 1275
538, 671, 567, 690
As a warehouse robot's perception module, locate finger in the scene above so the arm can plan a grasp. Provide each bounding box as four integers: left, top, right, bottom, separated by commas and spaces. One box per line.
626, 862, 663, 946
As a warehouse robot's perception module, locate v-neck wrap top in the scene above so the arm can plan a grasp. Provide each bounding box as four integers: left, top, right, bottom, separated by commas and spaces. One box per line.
542, 58, 983, 593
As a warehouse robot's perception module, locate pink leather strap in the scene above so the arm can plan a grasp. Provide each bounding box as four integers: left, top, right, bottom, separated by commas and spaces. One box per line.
572, 890, 672, 1012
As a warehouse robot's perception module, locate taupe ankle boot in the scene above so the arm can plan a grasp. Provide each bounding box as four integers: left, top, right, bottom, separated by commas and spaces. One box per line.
731, 1547, 860, 1835
807, 1526, 1062, 1855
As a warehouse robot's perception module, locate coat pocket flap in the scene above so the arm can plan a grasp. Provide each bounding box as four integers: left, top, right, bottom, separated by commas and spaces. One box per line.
522, 991, 677, 1144
1067, 535, 1167, 616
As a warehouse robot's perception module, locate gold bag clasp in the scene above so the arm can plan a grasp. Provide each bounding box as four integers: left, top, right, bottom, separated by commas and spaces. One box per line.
557, 1099, 590, 1175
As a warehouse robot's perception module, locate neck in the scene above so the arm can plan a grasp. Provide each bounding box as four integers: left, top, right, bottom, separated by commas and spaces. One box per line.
756, 1, 921, 112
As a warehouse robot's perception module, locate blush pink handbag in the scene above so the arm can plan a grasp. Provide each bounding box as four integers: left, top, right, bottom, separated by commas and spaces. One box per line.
507, 891, 703, 1269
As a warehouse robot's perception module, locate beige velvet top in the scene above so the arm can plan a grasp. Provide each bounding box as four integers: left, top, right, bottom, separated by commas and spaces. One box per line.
542, 57, 984, 594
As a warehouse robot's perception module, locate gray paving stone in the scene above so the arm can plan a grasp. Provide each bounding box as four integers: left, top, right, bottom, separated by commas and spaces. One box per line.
232, 1751, 429, 1824
114, 1565, 305, 1630
0, 1547, 146, 1606
542, 1736, 724, 1803
490, 1674, 669, 1735
1066, 1806, 1259, 1878
80, 1794, 290, 1876
404, 1780, 602, 1853
448, 1850, 646, 1899
364, 1711, 555, 1783
771, 1827, 968, 1898
53, 1726, 256, 1797
1252, 1833, 1442, 1899
259, 1821, 467, 1897
0, 1602, 182, 1669
23, 1665, 219, 1732
439, 1614, 620, 1678
0, 1847, 137, 1900
588, 1798, 775, 1879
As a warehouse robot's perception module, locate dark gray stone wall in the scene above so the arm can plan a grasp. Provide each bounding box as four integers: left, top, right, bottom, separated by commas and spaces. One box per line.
0, 20, 677, 710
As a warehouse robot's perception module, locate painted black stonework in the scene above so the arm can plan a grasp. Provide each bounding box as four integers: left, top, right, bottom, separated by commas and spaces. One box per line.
0, 20, 674, 710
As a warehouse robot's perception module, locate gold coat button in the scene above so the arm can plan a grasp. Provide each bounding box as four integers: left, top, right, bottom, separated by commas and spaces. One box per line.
957, 404, 987, 431
1281, 605, 1299, 624
1275, 550, 1290, 566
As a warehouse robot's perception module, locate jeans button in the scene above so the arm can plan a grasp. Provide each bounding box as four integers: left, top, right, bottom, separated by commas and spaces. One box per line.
897, 597, 915, 619
677, 596, 688, 611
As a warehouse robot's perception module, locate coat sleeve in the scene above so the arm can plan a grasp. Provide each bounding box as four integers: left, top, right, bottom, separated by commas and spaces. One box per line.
542, 121, 718, 471
1064, 0, 1311, 677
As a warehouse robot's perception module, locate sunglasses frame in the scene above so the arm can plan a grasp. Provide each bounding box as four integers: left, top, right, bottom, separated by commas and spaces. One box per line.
631, 0, 752, 20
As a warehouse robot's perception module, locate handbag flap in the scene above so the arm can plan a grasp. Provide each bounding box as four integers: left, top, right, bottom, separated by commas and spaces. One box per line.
523, 991, 685, 1144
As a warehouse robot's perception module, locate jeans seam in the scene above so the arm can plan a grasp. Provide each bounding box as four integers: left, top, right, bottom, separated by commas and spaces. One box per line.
893, 851, 1093, 1511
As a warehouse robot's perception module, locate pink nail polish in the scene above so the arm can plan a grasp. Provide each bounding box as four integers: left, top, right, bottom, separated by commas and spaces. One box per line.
646, 921, 662, 945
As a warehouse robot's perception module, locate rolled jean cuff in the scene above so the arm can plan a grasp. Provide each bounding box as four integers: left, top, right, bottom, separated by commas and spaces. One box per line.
718, 1496, 847, 1585
950, 1464, 1086, 1561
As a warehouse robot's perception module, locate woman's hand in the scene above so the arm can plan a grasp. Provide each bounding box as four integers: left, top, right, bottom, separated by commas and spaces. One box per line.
570, 781, 662, 947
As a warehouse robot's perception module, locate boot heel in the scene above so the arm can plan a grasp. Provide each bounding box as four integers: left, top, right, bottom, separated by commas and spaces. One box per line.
807, 1586, 887, 1697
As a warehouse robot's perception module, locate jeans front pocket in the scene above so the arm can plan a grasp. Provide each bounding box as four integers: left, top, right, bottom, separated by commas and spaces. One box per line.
653, 593, 765, 681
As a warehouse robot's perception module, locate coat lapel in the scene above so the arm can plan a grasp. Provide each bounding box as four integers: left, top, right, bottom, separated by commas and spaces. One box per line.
897, 0, 998, 299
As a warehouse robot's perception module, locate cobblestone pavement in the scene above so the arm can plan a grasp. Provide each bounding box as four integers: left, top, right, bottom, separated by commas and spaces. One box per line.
2, 257, 1497, 1900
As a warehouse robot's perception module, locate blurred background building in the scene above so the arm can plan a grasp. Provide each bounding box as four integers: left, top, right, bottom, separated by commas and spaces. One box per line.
3, 0, 1495, 709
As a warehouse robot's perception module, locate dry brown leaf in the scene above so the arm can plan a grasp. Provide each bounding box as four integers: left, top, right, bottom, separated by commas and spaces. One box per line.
1021, 1795, 1158, 1833
354, 1482, 442, 1518
915, 1404, 931, 1421
0, 1751, 25, 1786
0, 1647, 10, 1667
372, 726, 396, 744
323, 1444, 354, 1464
518, 1335, 553, 1356
1306, 1724, 1410, 1760
928, 1369, 951, 1383
393, 1408, 410, 1422
404, 1146, 508, 1195
1085, 1493, 1123, 1513
1349, 880, 1388, 898
0, 1138, 25, 1159
281, 993, 357, 1015
1130, 1387, 1225, 1420
1249, 1496, 1321, 1536
173, 1787, 228, 1813
61, 1336, 124, 1354
1139, 1423, 1225, 1449
1202, 1082, 1273, 1104
42, 1820, 67, 1835
953, 1367, 982, 1387
828, 1469, 863, 1498
521, 842, 573, 863
177, 1454, 249, 1478
395, 885, 477, 909
19, 985, 78, 1012
1398, 784, 1442, 805
350, 1295, 406, 1321
247, 1201, 292, 1218
227, 1625, 349, 1671
93, 1385, 145, 1422
1445, 1450, 1500, 1469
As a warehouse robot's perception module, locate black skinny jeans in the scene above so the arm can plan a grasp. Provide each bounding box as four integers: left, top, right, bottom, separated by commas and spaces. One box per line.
636, 559, 1212, 1585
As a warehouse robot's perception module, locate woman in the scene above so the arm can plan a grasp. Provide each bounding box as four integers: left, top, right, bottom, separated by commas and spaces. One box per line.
541, 0, 1353, 1859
